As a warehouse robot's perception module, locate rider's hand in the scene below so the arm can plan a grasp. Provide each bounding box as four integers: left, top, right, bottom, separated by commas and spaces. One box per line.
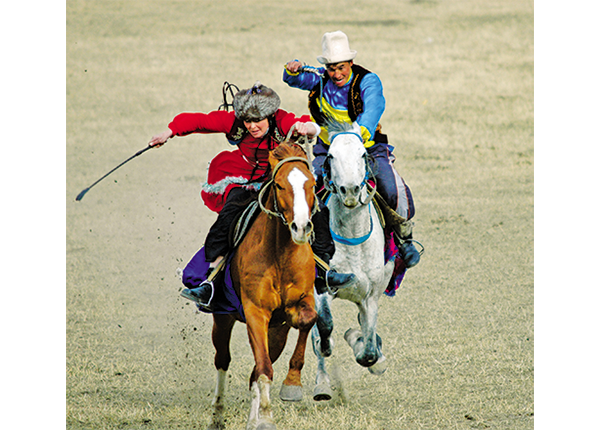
149, 130, 173, 147
285, 60, 303, 74
294, 122, 321, 138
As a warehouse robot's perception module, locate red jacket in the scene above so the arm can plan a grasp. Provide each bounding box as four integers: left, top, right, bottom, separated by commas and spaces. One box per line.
168, 109, 311, 212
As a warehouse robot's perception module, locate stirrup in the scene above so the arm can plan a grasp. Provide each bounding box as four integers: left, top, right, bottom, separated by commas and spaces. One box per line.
180, 280, 215, 310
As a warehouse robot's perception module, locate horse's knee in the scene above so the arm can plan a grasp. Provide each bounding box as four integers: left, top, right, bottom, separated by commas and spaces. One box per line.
314, 312, 333, 357
293, 300, 317, 329
214, 352, 231, 372
317, 308, 333, 338
212, 314, 235, 371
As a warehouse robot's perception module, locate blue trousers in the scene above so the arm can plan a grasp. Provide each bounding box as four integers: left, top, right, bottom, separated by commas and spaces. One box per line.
313, 140, 415, 221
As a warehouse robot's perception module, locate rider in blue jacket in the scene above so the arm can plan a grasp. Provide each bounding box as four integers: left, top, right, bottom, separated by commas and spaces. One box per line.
283, 30, 420, 268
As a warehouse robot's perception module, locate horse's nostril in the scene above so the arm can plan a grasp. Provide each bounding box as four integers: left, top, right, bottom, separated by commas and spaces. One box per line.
306, 221, 314, 236
291, 222, 298, 233
340, 186, 346, 194
354, 186, 360, 194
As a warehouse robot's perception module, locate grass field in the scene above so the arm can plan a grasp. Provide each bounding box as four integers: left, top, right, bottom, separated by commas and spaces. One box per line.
65, 1, 533, 429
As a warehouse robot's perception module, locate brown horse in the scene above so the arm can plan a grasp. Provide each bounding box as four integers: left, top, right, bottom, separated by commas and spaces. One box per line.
208, 143, 318, 430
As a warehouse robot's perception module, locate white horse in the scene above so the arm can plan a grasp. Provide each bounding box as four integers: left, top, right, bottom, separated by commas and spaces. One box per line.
311, 121, 396, 400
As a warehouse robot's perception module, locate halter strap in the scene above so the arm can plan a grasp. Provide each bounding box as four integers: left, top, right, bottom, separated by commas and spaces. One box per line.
326, 196, 374, 246
258, 156, 318, 223
330, 131, 363, 142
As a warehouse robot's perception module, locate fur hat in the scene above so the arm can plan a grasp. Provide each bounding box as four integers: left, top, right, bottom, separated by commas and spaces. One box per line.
233, 81, 281, 122
317, 31, 357, 65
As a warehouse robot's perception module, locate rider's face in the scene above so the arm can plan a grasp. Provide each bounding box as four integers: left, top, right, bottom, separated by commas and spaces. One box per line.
244, 118, 269, 138
326, 61, 353, 87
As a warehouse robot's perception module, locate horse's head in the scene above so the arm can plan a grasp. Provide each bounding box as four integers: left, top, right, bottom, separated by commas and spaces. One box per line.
265, 143, 317, 245
324, 121, 372, 208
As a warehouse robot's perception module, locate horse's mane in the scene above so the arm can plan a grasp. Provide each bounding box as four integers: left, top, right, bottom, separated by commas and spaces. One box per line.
324, 118, 354, 136
271, 142, 307, 163
322, 117, 361, 142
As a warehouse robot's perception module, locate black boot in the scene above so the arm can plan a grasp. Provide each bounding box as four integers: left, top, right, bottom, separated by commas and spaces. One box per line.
396, 220, 421, 268
326, 269, 357, 292
399, 241, 420, 268
314, 260, 357, 295
181, 269, 215, 311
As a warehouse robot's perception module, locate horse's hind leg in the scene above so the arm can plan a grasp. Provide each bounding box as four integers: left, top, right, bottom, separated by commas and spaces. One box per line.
209, 314, 236, 430
311, 293, 334, 401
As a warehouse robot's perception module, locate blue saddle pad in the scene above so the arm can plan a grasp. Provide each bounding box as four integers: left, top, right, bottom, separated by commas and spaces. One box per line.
181, 247, 246, 321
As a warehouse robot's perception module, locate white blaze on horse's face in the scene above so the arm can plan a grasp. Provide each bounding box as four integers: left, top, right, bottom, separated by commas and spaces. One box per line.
287, 167, 313, 244
328, 135, 368, 208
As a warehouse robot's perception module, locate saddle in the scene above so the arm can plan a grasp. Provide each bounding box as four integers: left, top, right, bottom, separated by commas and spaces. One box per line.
228, 199, 261, 250
180, 198, 261, 318
371, 189, 407, 241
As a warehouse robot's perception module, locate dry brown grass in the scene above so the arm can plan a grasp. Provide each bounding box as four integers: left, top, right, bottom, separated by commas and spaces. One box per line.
65, 1, 533, 428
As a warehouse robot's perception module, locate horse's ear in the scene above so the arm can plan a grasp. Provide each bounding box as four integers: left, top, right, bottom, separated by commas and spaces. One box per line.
322, 154, 335, 193
268, 150, 279, 171
323, 154, 331, 178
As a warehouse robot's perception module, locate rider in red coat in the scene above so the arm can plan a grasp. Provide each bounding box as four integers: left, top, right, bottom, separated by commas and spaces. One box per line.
149, 82, 355, 310
165, 108, 308, 213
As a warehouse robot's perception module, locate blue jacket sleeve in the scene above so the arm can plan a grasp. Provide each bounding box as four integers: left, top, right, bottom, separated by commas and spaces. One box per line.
282, 65, 323, 91
356, 73, 386, 142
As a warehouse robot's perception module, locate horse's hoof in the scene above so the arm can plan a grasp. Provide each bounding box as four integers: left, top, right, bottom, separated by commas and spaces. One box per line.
344, 328, 362, 347
279, 383, 303, 402
208, 423, 225, 430
367, 354, 388, 375
315, 336, 333, 357
313, 382, 333, 401
256, 420, 277, 430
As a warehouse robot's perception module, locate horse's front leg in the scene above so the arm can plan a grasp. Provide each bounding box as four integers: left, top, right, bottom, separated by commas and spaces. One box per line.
279, 288, 317, 401
279, 325, 310, 401
245, 306, 277, 430
314, 292, 334, 356
311, 292, 334, 400
344, 298, 387, 374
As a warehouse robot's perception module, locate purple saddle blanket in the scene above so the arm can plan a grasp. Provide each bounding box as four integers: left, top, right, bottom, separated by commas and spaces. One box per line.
181, 247, 246, 321
181, 232, 406, 319
384, 230, 407, 297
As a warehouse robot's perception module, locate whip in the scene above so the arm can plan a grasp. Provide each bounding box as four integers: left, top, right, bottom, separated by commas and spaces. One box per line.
75, 145, 155, 201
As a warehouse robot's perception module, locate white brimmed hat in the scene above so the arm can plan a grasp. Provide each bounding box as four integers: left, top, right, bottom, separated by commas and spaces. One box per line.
317, 31, 357, 65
